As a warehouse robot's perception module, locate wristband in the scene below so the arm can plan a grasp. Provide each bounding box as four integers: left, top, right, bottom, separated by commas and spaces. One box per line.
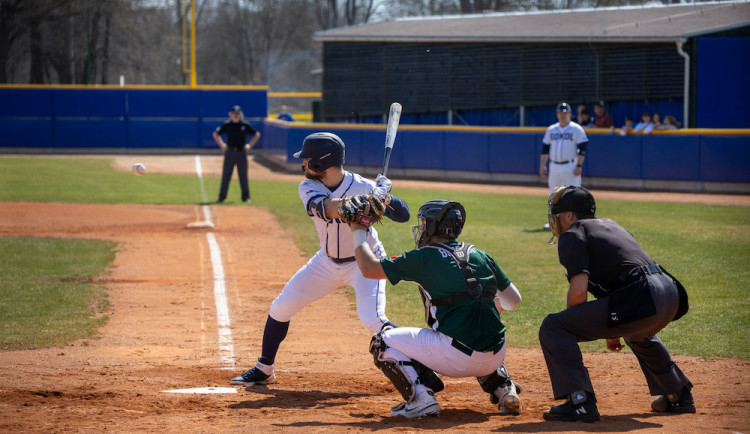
576, 164, 582, 167
353, 229, 368, 247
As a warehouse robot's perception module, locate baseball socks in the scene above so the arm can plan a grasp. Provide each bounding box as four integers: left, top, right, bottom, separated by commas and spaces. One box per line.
230, 316, 289, 386
259, 315, 290, 365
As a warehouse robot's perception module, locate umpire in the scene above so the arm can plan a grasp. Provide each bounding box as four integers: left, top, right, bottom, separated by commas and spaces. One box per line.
212, 105, 260, 203
539, 186, 693, 422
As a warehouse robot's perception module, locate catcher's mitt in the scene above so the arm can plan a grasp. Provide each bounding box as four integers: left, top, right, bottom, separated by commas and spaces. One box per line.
338, 194, 386, 227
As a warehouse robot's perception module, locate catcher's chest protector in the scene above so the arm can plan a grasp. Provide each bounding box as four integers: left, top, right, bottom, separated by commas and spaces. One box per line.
418, 243, 494, 327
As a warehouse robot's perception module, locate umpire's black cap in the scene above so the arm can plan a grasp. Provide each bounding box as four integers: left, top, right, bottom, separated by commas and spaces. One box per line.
230, 105, 242, 113
556, 102, 572, 113
551, 186, 596, 218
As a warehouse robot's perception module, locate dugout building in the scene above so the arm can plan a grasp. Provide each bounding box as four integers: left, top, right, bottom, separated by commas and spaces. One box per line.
313, 2, 750, 129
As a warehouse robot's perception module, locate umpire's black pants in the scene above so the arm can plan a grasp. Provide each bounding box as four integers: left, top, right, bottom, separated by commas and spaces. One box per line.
218, 149, 250, 202
538, 273, 691, 400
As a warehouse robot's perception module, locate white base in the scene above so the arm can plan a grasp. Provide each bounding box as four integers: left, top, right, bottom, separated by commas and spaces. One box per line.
186, 221, 215, 229
162, 387, 236, 394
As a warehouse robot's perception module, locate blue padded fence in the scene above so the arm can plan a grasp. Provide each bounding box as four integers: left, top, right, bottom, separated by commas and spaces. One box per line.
0, 86, 267, 149
264, 121, 750, 184
1, 87, 749, 186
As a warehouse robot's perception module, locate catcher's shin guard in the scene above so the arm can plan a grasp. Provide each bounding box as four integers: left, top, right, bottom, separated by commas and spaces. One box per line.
412, 360, 444, 394
477, 364, 513, 396
369, 333, 416, 402
478, 363, 521, 412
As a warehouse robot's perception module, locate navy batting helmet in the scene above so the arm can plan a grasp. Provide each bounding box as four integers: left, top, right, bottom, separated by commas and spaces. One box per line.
294, 132, 345, 173
412, 200, 466, 248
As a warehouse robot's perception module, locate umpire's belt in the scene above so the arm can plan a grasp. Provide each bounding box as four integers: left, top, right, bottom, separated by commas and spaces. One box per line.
611, 264, 664, 290
550, 159, 575, 164
327, 255, 356, 264
640, 264, 664, 276
450, 339, 501, 357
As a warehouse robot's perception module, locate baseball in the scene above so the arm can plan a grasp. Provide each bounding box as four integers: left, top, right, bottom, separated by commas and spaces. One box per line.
132, 163, 146, 176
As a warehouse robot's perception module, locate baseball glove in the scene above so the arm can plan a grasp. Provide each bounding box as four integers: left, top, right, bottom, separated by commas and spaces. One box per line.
337, 194, 386, 227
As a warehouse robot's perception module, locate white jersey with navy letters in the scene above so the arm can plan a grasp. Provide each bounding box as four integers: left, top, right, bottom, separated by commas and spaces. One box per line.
543, 121, 588, 163
268, 170, 390, 334
299, 171, 383, 260
543, 121, 588, 194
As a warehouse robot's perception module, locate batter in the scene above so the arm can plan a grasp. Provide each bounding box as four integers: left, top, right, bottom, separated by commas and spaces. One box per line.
230, 132, 409, 386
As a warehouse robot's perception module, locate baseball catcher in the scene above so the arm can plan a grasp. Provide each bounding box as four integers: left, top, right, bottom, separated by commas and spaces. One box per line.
348, 199, 523, 418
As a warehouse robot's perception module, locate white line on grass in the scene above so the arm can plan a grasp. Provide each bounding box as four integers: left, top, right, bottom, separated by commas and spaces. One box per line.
195, 155, 235, 370
195, 155, 208, 204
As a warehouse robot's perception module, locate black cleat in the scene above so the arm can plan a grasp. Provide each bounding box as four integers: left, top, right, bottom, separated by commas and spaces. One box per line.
652, 386, 696, 414
230, 361, 276, 386
543, 391, 600, 423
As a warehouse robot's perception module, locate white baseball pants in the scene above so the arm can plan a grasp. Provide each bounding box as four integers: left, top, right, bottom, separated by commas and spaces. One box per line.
269, 249, 389, 334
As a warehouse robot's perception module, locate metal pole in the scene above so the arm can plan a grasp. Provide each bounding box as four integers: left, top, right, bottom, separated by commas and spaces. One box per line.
190, 0, 197, 88
86, 8, 91, 84
676, 40, 690, 128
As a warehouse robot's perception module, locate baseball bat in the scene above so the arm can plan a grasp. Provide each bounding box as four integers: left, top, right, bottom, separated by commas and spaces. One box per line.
381, 102, 402, 176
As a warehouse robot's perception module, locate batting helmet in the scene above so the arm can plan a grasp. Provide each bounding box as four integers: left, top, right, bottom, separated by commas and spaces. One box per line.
294, 132, 345, 173
412, 200, 466, 248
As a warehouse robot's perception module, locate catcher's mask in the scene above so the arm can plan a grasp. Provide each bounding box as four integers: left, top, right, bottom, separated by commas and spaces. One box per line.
294, 132, 345, 173
547, 186, 596, 244
412, 200, 466, 248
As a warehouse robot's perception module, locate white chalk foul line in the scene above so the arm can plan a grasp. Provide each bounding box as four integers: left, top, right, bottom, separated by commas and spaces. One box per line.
206, 232, 235, 370
195, 155, 235, 370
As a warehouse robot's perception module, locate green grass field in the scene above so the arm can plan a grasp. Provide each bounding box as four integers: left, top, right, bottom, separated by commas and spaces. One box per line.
0, 236, 114, 349
1, 156, 748, 358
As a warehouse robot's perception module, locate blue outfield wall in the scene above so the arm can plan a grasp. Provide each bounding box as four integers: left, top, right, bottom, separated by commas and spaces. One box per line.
264, 121, 750, 184
1, 87, 749, 186
0, 86, 268, 149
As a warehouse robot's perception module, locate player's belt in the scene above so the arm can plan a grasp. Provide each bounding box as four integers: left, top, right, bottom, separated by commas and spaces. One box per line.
550, 159, 575, 164
450, 338, 501, 357
327, 255, 356, 264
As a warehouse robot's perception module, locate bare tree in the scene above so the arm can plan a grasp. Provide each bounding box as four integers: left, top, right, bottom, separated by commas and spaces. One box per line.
314, 0, 340, 30
0, 0, 702, 85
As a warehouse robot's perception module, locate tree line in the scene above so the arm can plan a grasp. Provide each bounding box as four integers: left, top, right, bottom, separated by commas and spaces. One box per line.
1, 0, 703, 90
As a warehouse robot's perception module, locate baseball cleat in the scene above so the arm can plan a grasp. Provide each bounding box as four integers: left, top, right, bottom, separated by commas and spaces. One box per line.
543, 391, 600, 423
230, 361, 276, 386
651, 387, 696, 414
496, 382, 522, 414
390, 391, 441, 418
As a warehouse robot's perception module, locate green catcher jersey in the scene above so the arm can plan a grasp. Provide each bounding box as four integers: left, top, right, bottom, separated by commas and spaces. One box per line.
380, 241, 512, 352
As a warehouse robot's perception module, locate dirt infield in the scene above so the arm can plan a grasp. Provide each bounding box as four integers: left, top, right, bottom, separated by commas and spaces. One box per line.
0, 156, 748, 432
